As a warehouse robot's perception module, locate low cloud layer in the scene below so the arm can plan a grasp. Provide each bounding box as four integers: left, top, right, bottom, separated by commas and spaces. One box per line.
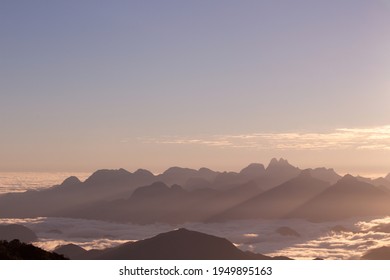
0, 172, 90, 194
2, 216, 390, 259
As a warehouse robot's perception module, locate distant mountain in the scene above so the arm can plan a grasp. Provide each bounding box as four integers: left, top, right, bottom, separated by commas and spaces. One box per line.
0, 239, 67, 260
276, 226, 300, 237
252, 158, 301, 190
209, 163, 265, 190
372, 177, 390, 189
211, 170, 329, 221
308, 168, 341, 185
356, 176, 390, 189
95, 228, 290, 260
0, 224, 37, 243
63, 180, 262, 224
158, 167, 218, 187
288, 174, 390, 221
0, 168, 157, 218
54, 244, 87, 259
184, 177, 212, 190
386, 173, 390, 181
239, 163, 266, 177
361, 246, 390, 260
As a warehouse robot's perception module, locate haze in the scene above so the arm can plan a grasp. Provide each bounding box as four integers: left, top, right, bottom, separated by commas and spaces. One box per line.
1, 0, 390, 175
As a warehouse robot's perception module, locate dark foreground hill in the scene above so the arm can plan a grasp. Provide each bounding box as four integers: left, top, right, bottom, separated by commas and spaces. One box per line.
55, 228, 291, 260
0, 239, 67, 260
0, 224, 37, 243
361, 246, 390, 260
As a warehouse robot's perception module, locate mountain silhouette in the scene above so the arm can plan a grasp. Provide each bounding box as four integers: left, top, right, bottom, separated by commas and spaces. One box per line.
54, 244, 87, 259
356, 176, 390, 189
361, 246, 390, 260
211, 170, 329, 221
0, 239, 67, 260
158, 167, 218, 186
0, 224, 37, 243
0, 168, 157, 218
94, 228, 290, 260
239, 163, 266, 177
2, 160, 385, 224
62, 180, 261, 224
308, 168, 341, 184
288, 174, 390, 221
252, 158, 301, 190
276, 226, 300, 237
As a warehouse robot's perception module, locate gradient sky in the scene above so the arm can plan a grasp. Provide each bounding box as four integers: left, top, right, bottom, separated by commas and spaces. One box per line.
1, 0, 390, 175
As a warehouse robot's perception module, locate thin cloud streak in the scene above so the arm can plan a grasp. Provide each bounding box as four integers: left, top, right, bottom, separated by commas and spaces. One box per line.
139, 125, 390, 151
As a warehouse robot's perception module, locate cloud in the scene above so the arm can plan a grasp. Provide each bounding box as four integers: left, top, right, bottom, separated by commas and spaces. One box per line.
139, 125, 390, 151
4, 216, 390, 259
0, 172, 91, 194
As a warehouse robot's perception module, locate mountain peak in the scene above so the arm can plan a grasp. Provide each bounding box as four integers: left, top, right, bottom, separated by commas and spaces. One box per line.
267, 158, 290, 168
163, 167, 197, 175
134, 169, 154, 177
60, 176, 81, 186
86, 168, 131, 181
386, 173, 390, 181
339, 174, 357, 183
239, 163, 265, 176
131, 182, 171, 199
95, 228, 285, 260
298, 169, 312, 178
266, 158, 296, 171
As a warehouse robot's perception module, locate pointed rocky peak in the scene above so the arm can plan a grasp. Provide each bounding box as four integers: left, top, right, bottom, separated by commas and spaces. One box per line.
268, 158, 279, 167
239, 163, 265, 177
386, 173, 390, 181
266, 158, 293, 169
266, 158, 299, 173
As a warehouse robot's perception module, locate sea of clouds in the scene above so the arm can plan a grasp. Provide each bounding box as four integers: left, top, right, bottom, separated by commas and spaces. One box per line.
2, 172, 390, 259
0, 172, 90, 194
2, 216, 390, 259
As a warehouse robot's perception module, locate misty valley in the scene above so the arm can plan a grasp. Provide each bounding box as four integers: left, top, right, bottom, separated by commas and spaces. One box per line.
2, 158, 390, 260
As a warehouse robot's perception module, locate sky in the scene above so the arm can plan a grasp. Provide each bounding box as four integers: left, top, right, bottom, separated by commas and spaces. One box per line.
1, 0, 390, 176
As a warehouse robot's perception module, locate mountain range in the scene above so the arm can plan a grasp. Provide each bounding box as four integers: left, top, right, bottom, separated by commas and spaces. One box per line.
53, 228, 291, 260
0, 158, 389, 223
